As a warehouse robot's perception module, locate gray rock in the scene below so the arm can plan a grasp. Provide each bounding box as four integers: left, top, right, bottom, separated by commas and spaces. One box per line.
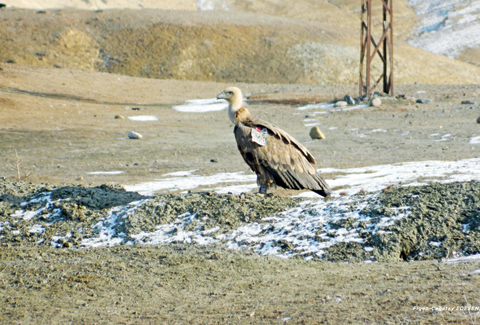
344, 95, 355, 105
477, 116, 480, 124
416, 98, 432, 104
357, 95, 368, 102
128, 131, 143, 139
462, 100, 475, 105
335, 101, 348, 107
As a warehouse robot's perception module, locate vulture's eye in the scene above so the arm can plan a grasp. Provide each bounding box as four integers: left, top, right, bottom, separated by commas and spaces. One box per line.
227, 91, 233, 95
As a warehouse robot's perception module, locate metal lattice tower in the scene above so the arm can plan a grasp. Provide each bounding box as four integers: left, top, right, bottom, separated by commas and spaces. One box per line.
359, 0, 394, 98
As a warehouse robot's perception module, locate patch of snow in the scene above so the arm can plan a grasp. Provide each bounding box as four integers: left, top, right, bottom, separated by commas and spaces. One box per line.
469, 136, 480, 144
29, 224, 45, 234
124, 171, 256, 196
297, 102, 335, 111
297, 103, 370, 112
162, 170, 198, 177
444, 253, 480, 264
408, 0, 480, 58
172, 98, 228, 113
127, 115, 159, 122
429, 241, 442, 247
197, 0, 229, 11
122, 157, 480, 197
87, 171, 124, 175
297, 157, 480, 197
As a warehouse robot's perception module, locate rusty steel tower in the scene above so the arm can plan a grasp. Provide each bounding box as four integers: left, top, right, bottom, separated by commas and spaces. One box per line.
360, 0, 394, 97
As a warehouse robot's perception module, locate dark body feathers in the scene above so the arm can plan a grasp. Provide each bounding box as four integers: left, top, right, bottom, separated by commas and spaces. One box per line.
234, 107, 331, 197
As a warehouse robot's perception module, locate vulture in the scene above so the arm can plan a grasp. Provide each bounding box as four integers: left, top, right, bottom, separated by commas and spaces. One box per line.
217, 87, 331, 197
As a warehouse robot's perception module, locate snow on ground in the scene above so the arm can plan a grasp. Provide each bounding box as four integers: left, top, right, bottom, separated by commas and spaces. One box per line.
470, 136, 480, 144
87, 171, 125, 175
6, 157, 480, 261
172, 98, 228, 113
408, 0, 480, 58
297, 102, 370, 112
115, 191, 409, 261
127, 115, 159, 122
124, 171, 255, 195
124, 158, 480, 197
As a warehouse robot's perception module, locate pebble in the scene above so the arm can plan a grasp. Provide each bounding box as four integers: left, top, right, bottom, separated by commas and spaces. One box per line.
114, 115, 124, 119
309, 126, 326, 140
416, 98, 432, 104
371, 98, 381, 107
477, 116, 480, 124
335, 101, 348, 107
128, 131, 143, 139
462, 100, 475, 105
344, 95, 355, 105
357, 95, 368, 102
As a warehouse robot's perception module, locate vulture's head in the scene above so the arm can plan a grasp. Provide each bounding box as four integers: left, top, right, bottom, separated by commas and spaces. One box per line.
217, 87, 243, 108
217, 87, 244, 124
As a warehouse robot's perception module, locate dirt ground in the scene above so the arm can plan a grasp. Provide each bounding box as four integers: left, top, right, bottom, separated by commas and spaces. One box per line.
1, 5, 480, 324
1, 64, 479, 187
1, 245, 480, 324
1, 63, 480, 324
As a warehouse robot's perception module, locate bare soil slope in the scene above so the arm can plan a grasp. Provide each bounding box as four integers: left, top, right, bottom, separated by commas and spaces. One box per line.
1, 8, 480, 85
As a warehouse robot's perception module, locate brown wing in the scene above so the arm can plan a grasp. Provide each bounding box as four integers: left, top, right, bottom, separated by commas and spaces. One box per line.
241, 113, 317, 165
234, 121, 330, 196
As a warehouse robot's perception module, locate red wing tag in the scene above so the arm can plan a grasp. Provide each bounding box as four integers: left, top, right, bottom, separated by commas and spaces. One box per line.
251, 127, 268, 146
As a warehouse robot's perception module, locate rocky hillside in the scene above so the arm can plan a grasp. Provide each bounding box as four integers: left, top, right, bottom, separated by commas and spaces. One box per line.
407, 0, 480, 67
1, 1, 479, 84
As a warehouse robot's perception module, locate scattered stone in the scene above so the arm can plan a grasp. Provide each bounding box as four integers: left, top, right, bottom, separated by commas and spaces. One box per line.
357, 95, 368, 102
335, 101, 348, 107
128, 131, 143, 139
309, 126, 326, 140
371, 98, 381, 107
344, 95, 355, 105
477, 116, 480, 124
114, 115, 124, 119
461, 100, 475, 105
396, 94, 406, 99
132, 107, 141, 111
416, 98, 432, 104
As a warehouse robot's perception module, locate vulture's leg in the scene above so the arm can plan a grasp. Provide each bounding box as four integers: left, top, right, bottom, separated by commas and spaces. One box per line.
259, 184, 267, 194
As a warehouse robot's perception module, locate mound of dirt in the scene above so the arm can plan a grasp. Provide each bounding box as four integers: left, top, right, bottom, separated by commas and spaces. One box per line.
2, 180, 480, 263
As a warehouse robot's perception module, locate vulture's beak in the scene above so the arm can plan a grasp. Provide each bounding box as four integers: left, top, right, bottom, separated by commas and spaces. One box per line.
216, 91, 226, 100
